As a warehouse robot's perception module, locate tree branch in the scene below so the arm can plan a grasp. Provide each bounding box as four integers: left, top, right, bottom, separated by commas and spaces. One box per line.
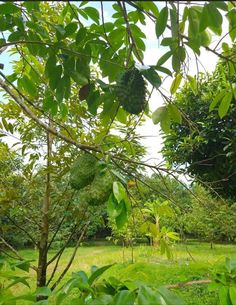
0, 237, 37, 271
50, 222, 89, 291
166, 279, 211, 289
0, 76, 100, 153
6, 215, 37, 246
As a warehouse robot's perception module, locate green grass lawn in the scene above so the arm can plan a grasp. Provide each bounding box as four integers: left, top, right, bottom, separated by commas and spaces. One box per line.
11, 241, 236, 304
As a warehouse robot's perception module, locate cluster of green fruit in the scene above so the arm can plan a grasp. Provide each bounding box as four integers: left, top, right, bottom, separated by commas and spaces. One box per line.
115, 67, 147, 115
70, 154, 113, 206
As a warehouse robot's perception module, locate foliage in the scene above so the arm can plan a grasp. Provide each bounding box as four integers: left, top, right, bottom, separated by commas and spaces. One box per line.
183, 185, 236, 244
1, 1, 236, 303
141, 199, 179, 258
162, 57, 236, 199
209, 257, 236, 305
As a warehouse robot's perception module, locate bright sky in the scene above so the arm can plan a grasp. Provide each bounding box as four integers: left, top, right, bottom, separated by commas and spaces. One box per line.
0, 1, 230, 166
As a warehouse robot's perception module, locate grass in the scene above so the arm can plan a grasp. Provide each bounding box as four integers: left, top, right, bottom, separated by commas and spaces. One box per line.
8, 241, 236, 304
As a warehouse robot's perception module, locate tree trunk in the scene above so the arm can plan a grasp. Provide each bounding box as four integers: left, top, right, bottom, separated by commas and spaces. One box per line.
37, 122, 52, 289
153, 216, 160, 247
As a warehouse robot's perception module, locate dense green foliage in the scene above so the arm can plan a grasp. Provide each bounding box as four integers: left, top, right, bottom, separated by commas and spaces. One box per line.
1, 1, 236, 304
163, 59, 236, 200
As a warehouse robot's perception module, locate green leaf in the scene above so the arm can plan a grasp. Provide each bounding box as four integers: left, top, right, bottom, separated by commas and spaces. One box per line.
45, 55, 57, 78
56, 76, 68, 102
88, 264, 113, 286
141, 67, 161, 89
18, 75, 37, 97
225, 257, 236, 273
36, 287, 51, 297
209, 89, 226, 112
90, 295, 113, 305
138, 286, 163, 305
170, 74, 182, 95
152, 106, 166, 125
49, 65, 62, 90
155, 7, 168, 38
116, 108, 127, 124
200, 30, 211, 47
6, 276, 30, 289
227, 10, 236, 41
112, 290, 135, 305
83, 7, 100, 24
219, 286, 230, 305
113, 181, 126, 203
115, 201, 128, 229
199, 5, 209, 32
207, 3, 223, 35
71, 71, 88, 86
218, 92, 233, 118
0, 3, 20, 14
107, 194, 122, 218
155, 66, 172, 77
212, 1, 228, 11
157, 286, 187, 305
65, 22, 78, 37
76, 27, 87, 44
157, 51, 172, 66
188, 7, 199, 38
172, 52, 181, 73
170, 8, 178, 39
167, 104, 182, 124
14, 260, 30, 272
187, 75, 198, 95
229, 287, 236, 305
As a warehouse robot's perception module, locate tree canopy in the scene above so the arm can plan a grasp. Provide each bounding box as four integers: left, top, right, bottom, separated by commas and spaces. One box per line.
163, 54, 236, 200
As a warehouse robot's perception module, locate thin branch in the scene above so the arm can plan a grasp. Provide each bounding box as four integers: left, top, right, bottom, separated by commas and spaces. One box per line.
50, 222, 89, 291
47, 224, 78, 266
0, 237, 37, 271
6, 215, 37, 246
166, 279, 211, 289
118, 1, 144, 65
0, 40, 123, 67
0, 76, 100, 153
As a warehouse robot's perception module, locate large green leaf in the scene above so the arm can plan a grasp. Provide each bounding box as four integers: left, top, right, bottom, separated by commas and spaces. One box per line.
64, 22, 78, 37
83, 7, 100, 24
155, 7, 168, 38
113, 181, 126, 203
115, 201, 128, 229
113, 290, 135, 305
88, 264, 113, 286
218, 92, 233, 118
141, 67, 161, 89
229, 287, 236, 305
209, 89, 226, 112
152, 106, 166, 124
170, 74, 182, 95
156, 51, 172, 66
0, 2, 20, 14
157, 287, 187, 305
138, 286, 163, 305
167, 104, 182, 124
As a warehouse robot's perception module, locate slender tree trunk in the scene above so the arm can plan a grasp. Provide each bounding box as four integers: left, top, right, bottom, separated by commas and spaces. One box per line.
153, 216, 160, 247
37, 121, 52, 289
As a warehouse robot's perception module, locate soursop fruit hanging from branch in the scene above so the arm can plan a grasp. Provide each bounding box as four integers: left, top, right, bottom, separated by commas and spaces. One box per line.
69, 153, 97, 190
115, 67, 147, 115
78, 171, 113, 206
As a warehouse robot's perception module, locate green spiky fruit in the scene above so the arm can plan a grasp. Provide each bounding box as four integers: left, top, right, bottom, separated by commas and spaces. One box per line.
115, 68, 146, 115
79, 171, 113, 206
70, 154, 97, 190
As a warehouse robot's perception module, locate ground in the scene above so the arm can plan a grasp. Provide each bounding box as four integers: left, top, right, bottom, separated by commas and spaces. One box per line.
12, 241, 236, 304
